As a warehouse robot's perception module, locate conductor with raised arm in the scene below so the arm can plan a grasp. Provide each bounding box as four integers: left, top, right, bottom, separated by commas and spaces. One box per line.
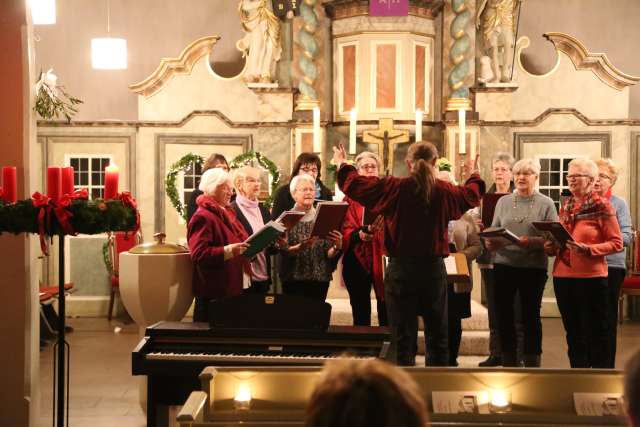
333, 142, 485, 366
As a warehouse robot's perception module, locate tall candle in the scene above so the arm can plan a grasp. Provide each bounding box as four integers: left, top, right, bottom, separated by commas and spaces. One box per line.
349, 109, 357, 155
2, 166, 17, 203
61, 166, 74, 195
312, 106, 321, 153
104, 163, 119, 199
415, 109, 423, 142
47, 167, 62, 201
458, 109, 466, 154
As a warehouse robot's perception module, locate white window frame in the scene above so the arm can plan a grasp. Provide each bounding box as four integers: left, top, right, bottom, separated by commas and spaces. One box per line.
535, 154, 584, 211
64, 154, 113, 199
178, 160, 204, 225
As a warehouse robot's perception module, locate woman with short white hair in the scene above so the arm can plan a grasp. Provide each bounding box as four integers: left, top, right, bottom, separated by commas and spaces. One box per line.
231, 166, 273, 294
277, 173, 343, 301
484, 158, 558, 367
188, 168, 250, 322
594, 158, 633, 368
545, 157, 623, 368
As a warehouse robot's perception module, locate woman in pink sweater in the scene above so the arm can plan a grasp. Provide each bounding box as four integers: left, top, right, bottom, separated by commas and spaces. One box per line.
545, 158, 622, 368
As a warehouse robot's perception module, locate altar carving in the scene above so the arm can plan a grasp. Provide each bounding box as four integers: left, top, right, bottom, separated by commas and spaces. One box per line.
237, 0, 282, 84
363, 118, 410, 176
476, 0, 522, 83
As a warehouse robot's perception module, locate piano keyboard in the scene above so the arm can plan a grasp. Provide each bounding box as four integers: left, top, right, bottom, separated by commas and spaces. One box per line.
146, 351, 375, 365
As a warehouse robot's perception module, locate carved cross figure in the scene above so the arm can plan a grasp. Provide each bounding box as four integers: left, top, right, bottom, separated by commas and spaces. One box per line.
363, 118, 410, 176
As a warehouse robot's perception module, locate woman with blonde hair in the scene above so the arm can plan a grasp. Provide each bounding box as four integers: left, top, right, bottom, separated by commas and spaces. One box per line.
545, 158, 622, 368
333, 141, 484, 366
231, 166, 273, 294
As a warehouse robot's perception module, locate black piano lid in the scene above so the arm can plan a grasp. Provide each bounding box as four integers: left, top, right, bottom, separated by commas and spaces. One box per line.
145, 321, 390, 343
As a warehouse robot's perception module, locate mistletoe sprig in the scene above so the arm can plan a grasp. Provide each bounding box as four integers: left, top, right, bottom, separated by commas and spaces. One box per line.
34, 69, 83, 123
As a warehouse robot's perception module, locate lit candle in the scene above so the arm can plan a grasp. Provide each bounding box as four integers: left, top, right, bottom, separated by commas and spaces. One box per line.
104, 163, 119, 199
415, 109, 423, 142
349, 109, 357, 155
312, 106, 321, 153
2, 166, 17, 203
47, 167, 61, 201
458, 108, 466, 154
61, 166, 74, 195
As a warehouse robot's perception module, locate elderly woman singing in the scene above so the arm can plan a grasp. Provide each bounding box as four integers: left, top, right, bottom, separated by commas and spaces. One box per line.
188, 168, 250, 322
545, 158, 623, 368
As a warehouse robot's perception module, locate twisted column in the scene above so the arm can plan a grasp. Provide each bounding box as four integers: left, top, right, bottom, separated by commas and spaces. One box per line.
448, 0, 471, 99
297, 0, 319, 103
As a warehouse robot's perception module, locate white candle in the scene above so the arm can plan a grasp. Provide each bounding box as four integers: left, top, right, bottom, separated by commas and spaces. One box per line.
349, 109, 357, 155
458, 109, 466, 154
313, 107, 321, 153
415, 109, 423, 142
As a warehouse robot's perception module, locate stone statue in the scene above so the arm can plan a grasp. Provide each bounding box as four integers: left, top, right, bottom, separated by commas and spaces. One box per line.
236, 0, 282, 84
476, 0, 522, 83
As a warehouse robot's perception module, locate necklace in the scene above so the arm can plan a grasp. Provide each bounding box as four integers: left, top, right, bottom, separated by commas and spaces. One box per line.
512, 193, 536, 223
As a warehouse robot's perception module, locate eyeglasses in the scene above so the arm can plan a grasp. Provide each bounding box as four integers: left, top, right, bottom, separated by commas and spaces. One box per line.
566, 174, 591, 180
598, 173, 611, 181
359, 164, 378, 170
296, 187, 315, 193
493, 167, 510, 173
514, 171, 535, 177
300, 166, 318, 174
245, 177, 260, 184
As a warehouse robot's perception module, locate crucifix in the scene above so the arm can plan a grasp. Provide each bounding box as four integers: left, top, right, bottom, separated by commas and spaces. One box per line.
363, 118, 410, 176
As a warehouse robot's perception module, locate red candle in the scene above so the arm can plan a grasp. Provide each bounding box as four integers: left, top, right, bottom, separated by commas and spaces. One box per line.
61, 166, 74, 195
47, 167, 62, 201
104, 163, 119, 199
2, 166, 17, 203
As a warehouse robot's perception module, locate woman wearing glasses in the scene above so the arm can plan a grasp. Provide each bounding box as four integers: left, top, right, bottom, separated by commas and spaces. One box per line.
545, 158, 622, 368
342, 152, 387, 326
271, 152, 333, 220
593, 158, 633, 368
484, 158, 558, 367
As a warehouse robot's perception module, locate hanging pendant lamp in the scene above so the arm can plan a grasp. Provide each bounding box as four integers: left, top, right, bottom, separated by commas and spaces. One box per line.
91, 0, 127, 70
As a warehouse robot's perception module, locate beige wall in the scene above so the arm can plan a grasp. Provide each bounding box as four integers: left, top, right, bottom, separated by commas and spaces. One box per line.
518, 0, 640, 117
34, 0, 244, 121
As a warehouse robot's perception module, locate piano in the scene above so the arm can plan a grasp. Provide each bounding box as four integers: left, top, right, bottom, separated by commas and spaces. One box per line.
132, 295, 390, 427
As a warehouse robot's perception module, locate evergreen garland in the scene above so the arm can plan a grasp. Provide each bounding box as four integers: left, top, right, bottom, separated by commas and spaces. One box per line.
165, 154, 204, 222
0, 199, 137, 235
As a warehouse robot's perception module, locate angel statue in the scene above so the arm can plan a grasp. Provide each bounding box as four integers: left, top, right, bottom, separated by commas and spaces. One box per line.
236, 0, 282, 84
476, 0, 522, 83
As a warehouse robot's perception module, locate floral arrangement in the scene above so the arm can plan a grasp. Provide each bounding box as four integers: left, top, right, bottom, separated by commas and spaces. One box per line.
437, 157, 453, 172
34, 69, 83, 122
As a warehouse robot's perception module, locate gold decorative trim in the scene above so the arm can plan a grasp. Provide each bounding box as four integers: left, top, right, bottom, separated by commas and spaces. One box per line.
544, 32, 640, 91
129, 36, 220, 98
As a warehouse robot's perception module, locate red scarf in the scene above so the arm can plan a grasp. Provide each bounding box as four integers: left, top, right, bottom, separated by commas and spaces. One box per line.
196, 195, 249, 242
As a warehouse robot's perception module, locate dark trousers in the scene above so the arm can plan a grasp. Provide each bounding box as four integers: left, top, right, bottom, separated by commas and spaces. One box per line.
481, 268, 524, 361
605, 268, 625, 368
385, 256, 448, 367
247, 280, 271, 295
193, 296, 209, 323
282, 280, 330, 302
554, 277, 610, 368
342, 252, 388, 326
493, 264, 547, 366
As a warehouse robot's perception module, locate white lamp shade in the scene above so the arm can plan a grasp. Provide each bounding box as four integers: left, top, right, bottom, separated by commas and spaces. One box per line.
30, 0, 56, 25
91, 38, 127, 70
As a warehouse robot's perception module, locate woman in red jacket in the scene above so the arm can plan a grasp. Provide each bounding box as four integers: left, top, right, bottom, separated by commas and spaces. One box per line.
188, 168, 249, 322
342, 151, 386, 326
544, 158, 622, 368
333, 142, 484, 366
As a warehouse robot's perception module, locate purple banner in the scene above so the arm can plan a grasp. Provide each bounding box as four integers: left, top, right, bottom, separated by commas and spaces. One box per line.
369, 0, 409, 17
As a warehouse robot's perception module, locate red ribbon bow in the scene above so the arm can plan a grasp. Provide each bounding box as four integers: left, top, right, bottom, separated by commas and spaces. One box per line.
117, 191, 140, 234
31, 192, 53, 255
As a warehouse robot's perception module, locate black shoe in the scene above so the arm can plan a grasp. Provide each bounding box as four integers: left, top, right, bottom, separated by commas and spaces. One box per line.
478, 355, 502, 367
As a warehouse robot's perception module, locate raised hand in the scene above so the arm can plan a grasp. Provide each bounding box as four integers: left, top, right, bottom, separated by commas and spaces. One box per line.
463, 154, 480, 177
332, 144, 347, 168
